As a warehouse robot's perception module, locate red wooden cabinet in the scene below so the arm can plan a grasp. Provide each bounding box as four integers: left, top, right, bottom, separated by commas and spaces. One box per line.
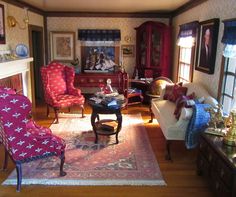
74, 72, 128, 95
135, 21, 171, 79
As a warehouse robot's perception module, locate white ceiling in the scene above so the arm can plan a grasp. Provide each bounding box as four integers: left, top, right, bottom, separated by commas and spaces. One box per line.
20, 0, 190, 13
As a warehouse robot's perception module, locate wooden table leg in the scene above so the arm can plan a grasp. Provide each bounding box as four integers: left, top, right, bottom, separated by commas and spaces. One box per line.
115, 110, 122, 144
91, 111, 98, 143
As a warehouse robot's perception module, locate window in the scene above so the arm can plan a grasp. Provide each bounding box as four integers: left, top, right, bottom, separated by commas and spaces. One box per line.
219, 19, 236, 115
220, 57, 236, 115
176, 21, 198, 83
177, 44, 194, 82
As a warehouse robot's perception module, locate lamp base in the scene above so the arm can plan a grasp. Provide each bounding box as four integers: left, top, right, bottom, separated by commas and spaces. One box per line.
223, 136, 236, 146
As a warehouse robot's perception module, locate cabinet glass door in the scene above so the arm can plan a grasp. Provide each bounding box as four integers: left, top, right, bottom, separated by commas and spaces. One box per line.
151, 28, 161, 67
140, 30, 147, 68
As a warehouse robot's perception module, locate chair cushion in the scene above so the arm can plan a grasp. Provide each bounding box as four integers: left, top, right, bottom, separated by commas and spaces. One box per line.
54, 94, 85, 108
26, 120, 52, 139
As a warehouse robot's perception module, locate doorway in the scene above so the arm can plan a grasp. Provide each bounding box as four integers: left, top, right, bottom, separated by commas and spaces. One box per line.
28, 25, 44, 107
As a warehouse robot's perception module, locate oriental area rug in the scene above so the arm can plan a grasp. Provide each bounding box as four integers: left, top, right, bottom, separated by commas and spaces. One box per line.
2, 113, 166, 186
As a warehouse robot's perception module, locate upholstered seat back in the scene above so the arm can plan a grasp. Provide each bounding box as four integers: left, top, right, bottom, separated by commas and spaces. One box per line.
41, 62, 68, 96
40, 62, 84, 123
0, 93, 32, 160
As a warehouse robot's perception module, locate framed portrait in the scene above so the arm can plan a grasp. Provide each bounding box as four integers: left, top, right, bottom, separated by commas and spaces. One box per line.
195, 18, 219, 74
50, 31, 75, 62
0, 4, 6, 44
122, 45, 135, 57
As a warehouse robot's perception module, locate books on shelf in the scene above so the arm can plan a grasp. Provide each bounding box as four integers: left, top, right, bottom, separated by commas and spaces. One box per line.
100, 120, 118, 132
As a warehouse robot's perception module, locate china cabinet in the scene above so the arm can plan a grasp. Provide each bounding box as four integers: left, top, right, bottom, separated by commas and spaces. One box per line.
135, 21, 171, 79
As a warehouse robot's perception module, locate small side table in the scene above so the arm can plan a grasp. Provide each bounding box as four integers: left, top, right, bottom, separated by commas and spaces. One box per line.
145, 91, 160, 123
88, 97, 126, 144
130, 79, 151, 104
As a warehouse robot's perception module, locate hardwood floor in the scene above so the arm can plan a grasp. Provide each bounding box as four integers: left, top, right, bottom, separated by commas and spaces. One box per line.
0, 102, 213, 197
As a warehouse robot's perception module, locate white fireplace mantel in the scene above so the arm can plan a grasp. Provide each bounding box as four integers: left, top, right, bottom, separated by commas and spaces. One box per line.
0, 57, 33, 101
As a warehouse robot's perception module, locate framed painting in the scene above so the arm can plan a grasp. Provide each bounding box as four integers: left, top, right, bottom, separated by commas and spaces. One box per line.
122, 45, 135, 57
50, 31, 75, 62
0, 4, 6, 44
195, 18, 219, 74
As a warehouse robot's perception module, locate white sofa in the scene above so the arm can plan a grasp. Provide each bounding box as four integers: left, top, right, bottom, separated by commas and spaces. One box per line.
151, 82, 218, 160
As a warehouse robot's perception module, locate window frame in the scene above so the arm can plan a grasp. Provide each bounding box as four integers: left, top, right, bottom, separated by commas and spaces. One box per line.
218, 56, 236, 114
176, 45, 195, 83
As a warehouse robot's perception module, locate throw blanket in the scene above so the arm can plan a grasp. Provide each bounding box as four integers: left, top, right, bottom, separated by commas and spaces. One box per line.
185, 103, 210, 149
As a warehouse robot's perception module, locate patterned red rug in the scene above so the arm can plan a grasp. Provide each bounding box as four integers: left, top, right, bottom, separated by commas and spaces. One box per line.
3, 113, 166, 186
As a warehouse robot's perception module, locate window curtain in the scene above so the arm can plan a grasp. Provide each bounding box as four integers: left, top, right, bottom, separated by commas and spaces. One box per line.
78, 29, 121, 41
177, 21, 199, 48
222, 20, 236, 58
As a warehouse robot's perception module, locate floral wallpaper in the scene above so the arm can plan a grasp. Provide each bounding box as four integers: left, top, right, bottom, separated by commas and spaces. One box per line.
47, 17, 169, 76
0, 1, 44, 53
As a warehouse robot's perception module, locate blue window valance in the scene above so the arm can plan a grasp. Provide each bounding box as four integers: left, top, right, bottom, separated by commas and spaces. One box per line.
78, 29, 121, 41
178, 21, 199, 38
221, 20, 236, 45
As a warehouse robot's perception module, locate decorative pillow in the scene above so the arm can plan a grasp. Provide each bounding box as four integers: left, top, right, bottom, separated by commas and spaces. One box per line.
179, 107, 193, 120
168, 85, 188, 102
174, 92, 195, 119
204, 96, 218, 108
163, 82, 183, 100
163, 84, 175, 100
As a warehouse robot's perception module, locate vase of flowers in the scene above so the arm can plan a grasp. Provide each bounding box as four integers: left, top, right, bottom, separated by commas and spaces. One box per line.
71, 58, 80, 73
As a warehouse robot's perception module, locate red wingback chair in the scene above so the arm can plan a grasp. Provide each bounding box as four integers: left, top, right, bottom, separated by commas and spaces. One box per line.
40, 62, 85, 123
0, 90, 66, 192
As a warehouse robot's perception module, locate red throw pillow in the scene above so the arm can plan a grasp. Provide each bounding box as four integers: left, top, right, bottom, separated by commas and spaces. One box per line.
168, 85, 188, 102
163, 82, 183, 100
174, 92, 195, 119
163, 84, 174, 100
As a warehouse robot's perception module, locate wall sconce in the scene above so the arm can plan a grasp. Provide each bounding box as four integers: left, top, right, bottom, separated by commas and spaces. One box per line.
7, 7, 29, 30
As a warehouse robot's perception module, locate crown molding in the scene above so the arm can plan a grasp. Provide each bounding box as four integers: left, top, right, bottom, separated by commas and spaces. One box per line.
171, 0, 208, 17
1, 0, 44, 15
45, 11, 171, 18
3, 0, 207, 19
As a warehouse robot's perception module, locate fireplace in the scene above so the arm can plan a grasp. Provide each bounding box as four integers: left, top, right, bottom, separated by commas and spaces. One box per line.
0, 58, 33, 101
0, 73, 23, 94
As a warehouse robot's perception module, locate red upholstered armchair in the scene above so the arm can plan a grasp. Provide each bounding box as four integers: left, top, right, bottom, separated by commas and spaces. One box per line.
41, 62, 85, 123
0, 90, 66, 192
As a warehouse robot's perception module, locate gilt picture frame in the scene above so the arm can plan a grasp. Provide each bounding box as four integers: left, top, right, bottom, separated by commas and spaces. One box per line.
50, 31, 75, 62
122, 45, 135, 57
0, 4, 6, 44
195, 18, 219, 74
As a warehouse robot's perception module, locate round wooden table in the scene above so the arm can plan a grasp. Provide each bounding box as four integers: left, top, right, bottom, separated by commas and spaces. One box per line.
88, 97, 126, 144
